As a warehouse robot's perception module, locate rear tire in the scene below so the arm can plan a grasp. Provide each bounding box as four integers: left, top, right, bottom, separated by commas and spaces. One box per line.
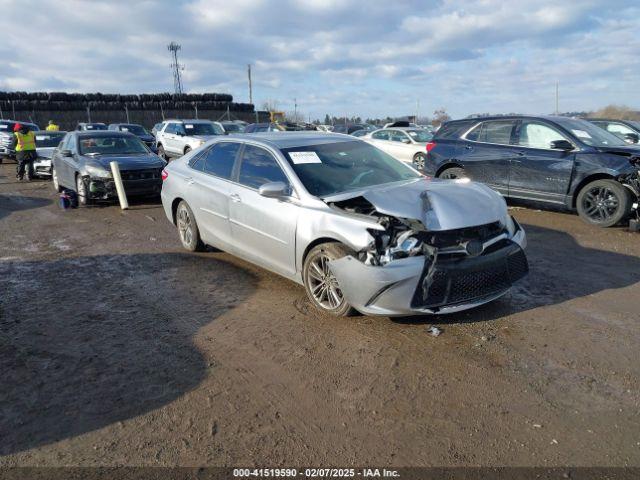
576, 179, 631, 228
157, 144, 167, 161
413, 152, 426, 170
176, 201, 205, 252
303, 243, 356, 317
438, 166, 467, 180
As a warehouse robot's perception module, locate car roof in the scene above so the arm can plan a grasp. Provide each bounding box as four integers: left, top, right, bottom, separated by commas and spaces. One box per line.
448, 115, 575, 124
74, 130, 135, 137
229, 132, 356, 149
587, 118, 637, 123
34, 130, 67, 134
164, 119, 211, 123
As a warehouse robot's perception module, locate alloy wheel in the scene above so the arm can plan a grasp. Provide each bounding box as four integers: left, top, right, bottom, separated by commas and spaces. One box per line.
581, 186, 620, 223
177, 204, 194, 247
413, 153, 426, 170
307, 253, 344, 310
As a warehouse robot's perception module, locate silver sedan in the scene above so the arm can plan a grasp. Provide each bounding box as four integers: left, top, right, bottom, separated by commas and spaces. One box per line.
160, 133, 528, 317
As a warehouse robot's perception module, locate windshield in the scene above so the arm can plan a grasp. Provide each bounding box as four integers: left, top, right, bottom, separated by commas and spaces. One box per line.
35, 132, 66, 147
79, 136, 149, 155
222, 123, 243, 133
119, 124, 148, 136
184, 122, 224, 135
557, 118, 627, 147
281, 140, 421, 197
405, 129, 433, 142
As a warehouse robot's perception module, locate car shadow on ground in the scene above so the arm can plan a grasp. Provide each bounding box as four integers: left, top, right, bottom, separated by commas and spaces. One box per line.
392, 223, 640, 325
0, 194, 51, 221
0, 252, 257, 456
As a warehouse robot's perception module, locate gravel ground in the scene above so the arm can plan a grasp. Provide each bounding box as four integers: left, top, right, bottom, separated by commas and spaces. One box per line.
1, 161, 639, 467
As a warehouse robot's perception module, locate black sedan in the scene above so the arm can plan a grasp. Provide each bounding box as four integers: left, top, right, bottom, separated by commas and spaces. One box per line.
424, 115, 639, 227
51, 131, 166, 206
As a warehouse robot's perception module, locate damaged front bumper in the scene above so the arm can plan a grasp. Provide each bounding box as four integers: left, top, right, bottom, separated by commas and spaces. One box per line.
329, 219, 528, 316
82, 174, 163, 201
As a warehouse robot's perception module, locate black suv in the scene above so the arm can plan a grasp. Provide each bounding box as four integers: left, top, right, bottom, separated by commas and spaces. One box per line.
424, 115, 639, 227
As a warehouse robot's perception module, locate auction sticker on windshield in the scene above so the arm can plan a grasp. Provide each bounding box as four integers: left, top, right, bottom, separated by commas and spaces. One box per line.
572, 129, 592, 139
289, 151, 322, 164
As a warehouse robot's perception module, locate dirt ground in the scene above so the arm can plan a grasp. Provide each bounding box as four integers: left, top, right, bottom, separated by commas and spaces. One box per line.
1, 160, 639, 468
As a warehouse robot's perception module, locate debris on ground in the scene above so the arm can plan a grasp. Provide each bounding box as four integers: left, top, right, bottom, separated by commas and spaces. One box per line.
427, 326, 442, 337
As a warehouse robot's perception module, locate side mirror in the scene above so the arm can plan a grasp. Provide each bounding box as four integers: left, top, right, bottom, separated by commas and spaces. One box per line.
61, 149, 73, 157
624, 133, 639, 144
550, 139, 574, 151
258, 181, 290, 199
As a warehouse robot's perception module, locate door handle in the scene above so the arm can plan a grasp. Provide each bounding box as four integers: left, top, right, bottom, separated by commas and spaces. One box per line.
230, 193, 241, 203
184, 176, 194, 185
516, 151, 525, 156
465, 145, 473, 150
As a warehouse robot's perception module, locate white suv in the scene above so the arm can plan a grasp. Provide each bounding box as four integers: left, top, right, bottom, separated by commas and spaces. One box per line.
156, 120, 225, 159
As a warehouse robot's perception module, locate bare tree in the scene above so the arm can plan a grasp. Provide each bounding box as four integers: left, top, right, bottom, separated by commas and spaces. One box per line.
588, 105, 640, 121
432, 107, 451, 127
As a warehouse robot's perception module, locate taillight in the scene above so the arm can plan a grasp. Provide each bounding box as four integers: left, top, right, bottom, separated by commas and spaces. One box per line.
161, 169, 169, 181
426, 141, 437, 152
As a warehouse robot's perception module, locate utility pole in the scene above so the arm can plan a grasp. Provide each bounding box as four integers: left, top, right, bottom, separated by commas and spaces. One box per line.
86, 104, 91, 122
416, 99, 420, 123
168, 42, 184, 95
555, 81, 559, 115
125, 104, 130, 123
11, 100, 16, 119
160, 103, 165, 120
247, 64, 253, 105
194, 102, 198, 119
294, 98, 298, 122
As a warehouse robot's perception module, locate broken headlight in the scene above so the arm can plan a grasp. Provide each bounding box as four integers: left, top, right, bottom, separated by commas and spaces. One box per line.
505, 215, 517, 237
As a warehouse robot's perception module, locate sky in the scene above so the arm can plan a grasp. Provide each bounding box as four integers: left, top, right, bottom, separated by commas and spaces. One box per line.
1, 0, 639, 121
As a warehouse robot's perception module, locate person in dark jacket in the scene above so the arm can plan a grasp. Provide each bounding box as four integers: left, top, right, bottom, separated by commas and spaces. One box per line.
9, 123, 37, 180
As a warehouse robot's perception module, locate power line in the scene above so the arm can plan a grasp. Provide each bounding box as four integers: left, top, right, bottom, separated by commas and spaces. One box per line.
168, 42, 185, 95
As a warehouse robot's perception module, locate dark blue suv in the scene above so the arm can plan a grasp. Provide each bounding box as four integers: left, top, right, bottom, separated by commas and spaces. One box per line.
424, 115, 640, 227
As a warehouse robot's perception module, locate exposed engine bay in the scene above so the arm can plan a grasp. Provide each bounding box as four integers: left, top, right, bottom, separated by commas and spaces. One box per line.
619, 155, 640, 229
328, 195, 508, 267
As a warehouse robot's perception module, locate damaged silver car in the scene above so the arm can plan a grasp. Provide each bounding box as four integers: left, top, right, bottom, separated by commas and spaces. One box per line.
161, 133, 528, 317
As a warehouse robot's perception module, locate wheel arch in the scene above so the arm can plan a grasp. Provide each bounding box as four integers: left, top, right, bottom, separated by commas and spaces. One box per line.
301, 237, 342, 266
571, 173, 616, 208
435, 161, 465, 177
171, 197, 185, 225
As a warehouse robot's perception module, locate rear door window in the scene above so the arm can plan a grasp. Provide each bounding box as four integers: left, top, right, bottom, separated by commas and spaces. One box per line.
468, 120, 516, 145
202, 142, 241, 179
372, 130, 391, 140
238, 145, 289, 189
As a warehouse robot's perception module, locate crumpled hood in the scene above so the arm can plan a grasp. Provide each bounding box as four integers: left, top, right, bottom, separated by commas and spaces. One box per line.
593, 145, 640, 156
323, 178, 508, 231
83, 153, 165, 171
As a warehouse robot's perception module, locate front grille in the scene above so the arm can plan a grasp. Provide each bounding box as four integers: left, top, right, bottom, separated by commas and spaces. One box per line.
120, 169, 160, 181
411, 241, 528, 309
418, 221, 506, 249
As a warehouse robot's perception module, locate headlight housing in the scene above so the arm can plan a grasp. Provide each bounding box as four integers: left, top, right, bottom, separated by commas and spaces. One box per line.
85, 164, 112, 178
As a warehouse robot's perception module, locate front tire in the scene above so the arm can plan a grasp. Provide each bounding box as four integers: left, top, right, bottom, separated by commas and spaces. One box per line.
176, 201, 204, 252
303, 243, 355, 317
576, 179, 631, 227
438, 166, 467, 180
52, 166, 63, 192
76, 175, 91, 206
